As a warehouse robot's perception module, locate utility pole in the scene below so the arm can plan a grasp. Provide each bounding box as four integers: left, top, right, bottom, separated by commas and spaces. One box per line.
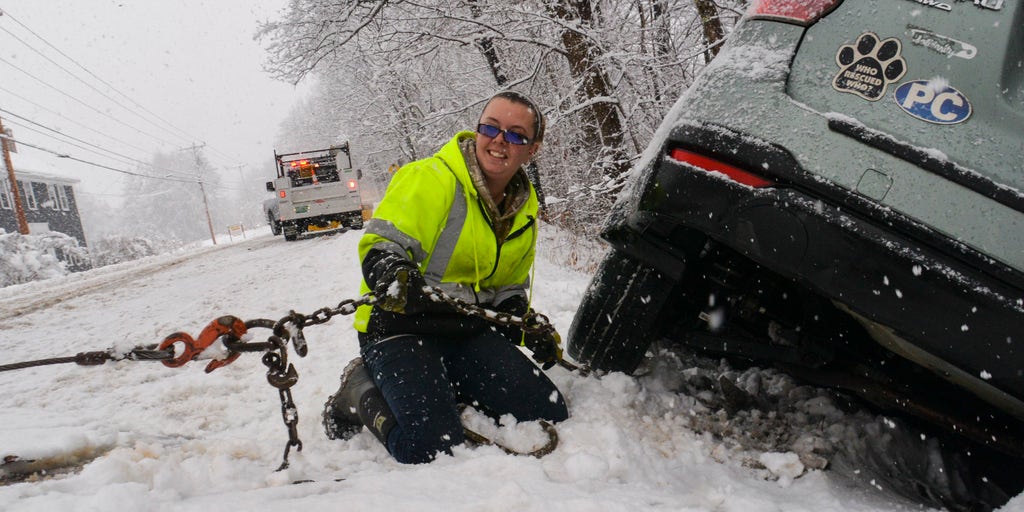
0, 115, 30, 235
180, 142, 217, 245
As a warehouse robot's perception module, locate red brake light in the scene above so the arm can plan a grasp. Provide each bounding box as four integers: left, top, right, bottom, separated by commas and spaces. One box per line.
347, 179, 358, 190
748, 0, 840, 25
279, 190, 287, 198
669, 148, 774, 188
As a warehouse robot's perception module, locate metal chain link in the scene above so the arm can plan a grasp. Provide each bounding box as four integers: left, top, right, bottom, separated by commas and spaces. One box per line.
419, 286, 557, 335
275, 288, 555, 335
220, 294, 377, 471
239, 289, 561, 470
289, 294, 376, 330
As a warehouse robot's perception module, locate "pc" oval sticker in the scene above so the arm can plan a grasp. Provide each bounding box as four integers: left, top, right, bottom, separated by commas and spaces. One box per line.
893, 80, 972, 124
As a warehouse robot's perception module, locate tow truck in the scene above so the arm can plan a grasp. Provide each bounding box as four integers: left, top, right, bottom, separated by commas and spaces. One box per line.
264, 143, 363, 241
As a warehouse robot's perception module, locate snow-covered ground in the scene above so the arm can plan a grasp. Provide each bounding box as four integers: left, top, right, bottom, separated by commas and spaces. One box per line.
0, 226, 1020, 511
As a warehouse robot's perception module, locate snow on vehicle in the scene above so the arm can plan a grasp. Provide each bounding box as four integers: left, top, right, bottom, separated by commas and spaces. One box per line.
264, 144, 364, 241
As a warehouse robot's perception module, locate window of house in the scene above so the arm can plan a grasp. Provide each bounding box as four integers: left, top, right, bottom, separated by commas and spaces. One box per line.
57, 247, 85, 267
57, 185, 70, 211
47, 184, 60, 210
19, 180, 37, 210
0, 179, 11, 210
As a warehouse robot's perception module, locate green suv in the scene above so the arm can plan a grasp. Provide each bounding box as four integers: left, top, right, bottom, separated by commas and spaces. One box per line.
569, 0, 1022, 504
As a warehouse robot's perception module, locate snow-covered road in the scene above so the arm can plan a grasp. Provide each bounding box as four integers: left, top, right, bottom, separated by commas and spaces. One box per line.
0, 226, 1016, 511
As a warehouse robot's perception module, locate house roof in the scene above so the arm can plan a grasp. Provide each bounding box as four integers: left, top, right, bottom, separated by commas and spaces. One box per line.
4, 152, 81, 185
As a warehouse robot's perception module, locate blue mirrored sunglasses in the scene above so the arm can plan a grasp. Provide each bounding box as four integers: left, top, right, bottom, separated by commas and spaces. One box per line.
476, 123, 531, 145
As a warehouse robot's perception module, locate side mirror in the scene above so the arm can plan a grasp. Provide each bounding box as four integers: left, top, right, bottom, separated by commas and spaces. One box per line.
357, 169, 363, 180
265, 181, 275, 192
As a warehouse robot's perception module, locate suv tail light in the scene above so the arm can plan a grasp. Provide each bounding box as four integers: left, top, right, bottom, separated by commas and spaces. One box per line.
669, 148, 775, 188
347, 179, 358, 190
748, 0, 841, 25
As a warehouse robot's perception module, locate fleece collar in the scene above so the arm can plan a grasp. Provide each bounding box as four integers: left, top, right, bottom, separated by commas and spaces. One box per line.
458, 135, 531, 240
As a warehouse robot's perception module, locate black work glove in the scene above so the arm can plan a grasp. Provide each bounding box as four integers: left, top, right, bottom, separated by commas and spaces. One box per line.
492, 295, 529, 343
374, 264, 430, 314
494, 297, 562, 369
494, 295, 529, 318
522, 328, 563, 370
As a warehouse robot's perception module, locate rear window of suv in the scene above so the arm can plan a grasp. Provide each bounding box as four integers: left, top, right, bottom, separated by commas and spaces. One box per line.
785, 0, 1023, 191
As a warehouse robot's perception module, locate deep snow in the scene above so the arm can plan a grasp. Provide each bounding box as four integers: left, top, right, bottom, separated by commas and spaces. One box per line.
0, 225, 1021, 511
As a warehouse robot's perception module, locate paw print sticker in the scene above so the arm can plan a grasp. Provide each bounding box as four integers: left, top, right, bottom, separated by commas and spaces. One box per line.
832, 32, 907, 101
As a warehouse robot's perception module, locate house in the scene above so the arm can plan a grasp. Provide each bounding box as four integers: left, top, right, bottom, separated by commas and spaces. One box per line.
0, 167, 91, 272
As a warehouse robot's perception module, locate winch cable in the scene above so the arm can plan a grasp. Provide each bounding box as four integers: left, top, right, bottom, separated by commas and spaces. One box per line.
0, 346, 174, 373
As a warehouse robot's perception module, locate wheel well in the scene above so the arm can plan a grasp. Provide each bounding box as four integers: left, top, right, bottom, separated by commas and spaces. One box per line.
663, 241, 880, 369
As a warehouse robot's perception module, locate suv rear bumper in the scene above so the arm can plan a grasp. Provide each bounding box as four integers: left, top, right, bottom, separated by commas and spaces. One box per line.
605, 123, 1024, 413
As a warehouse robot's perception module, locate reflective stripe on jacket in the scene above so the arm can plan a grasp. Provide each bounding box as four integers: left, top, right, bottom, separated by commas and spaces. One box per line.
353, 131, 539, 333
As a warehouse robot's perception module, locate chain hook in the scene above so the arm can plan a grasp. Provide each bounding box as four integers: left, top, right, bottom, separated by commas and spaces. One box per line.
157, 316, 247, 372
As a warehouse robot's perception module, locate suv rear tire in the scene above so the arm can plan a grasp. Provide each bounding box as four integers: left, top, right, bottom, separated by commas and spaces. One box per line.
568, 250, 679, 373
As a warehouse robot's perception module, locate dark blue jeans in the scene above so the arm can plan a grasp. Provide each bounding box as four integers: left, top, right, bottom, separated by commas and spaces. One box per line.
361, 331, 569, 464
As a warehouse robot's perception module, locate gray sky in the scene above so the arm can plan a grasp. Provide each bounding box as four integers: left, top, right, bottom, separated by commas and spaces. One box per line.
0, 1, 309, 203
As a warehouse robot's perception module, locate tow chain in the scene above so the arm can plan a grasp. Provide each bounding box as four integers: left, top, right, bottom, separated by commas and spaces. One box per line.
0, 288, 578, 470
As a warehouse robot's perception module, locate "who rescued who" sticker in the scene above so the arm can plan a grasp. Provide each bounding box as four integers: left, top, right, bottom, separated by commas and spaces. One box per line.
833, 32, 907, 101
893, 80, 972, 124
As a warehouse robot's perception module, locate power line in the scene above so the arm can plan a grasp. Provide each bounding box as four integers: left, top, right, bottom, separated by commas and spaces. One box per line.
7, 118, 163, 173
0, 83, 161, 157
0, 132, 200, 184
0, 85, 240, 181
0, 97, 251, 187
0, 107, 197, 179
0, 54, 197, 150
0, 22, 194, 149
3, 132, 252, 193
74, 189, 135, 198
0, 7, 245, 166
3, 110, 255, 193
0, 7, 199, 145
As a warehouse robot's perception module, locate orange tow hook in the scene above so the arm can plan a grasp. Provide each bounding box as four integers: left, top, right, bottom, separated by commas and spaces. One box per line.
158, 316, 247, 373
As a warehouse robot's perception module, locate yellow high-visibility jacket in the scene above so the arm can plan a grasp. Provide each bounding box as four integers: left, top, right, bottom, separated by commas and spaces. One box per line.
354, 131, 538, 333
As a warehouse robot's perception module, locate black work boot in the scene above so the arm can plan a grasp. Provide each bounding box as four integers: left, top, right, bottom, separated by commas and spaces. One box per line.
323, 357, 376, 440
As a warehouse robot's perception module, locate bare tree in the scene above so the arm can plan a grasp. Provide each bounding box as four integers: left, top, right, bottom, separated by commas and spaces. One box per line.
694, 0, 725, 63
546, 0, 629, 182
257, 0, 748, 236
118, 151, 213, 242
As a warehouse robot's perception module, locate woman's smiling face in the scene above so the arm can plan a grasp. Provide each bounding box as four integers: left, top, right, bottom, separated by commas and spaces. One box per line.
475, 97, 540, 187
